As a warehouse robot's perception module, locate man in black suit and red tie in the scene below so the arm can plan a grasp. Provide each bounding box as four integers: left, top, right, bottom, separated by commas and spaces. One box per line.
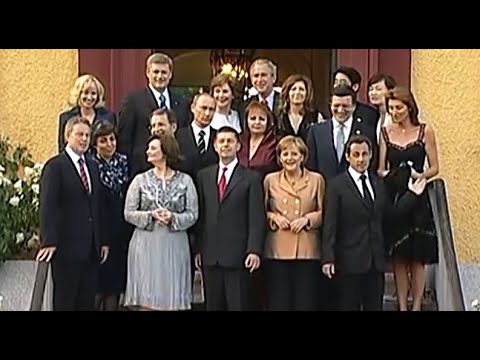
117, 52, 190, 178
37, 116, 109, 311
321, 135, 426, 311
194, 126, 267, 311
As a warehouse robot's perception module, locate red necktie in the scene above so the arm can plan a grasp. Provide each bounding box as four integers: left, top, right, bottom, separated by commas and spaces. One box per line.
218, 167, 228, 201
78, 158, 90, 193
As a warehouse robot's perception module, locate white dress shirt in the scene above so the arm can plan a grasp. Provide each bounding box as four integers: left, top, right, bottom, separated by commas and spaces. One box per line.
217, 158, 239, 186
348, 166, 375, 200
258, 90, 277, 112
191, 122, 211, 150
65, 146, 91, 191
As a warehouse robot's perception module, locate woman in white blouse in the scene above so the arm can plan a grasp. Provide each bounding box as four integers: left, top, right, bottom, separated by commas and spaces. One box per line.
367, 73, 397, 142
209, 73, 242, 134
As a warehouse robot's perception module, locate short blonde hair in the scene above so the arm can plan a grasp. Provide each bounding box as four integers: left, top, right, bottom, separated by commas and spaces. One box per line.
276, 135, 309, 167
68, 74, 106, 109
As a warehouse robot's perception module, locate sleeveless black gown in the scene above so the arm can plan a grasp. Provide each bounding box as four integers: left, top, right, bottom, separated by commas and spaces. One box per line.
381, 124, 438, 264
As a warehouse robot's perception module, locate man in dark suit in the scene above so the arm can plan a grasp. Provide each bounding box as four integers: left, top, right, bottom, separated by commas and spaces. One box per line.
239, 58, 282, 130
117, 52, 190, 178
321, 135, 426, 311
194, 126, 267, 311
37, 116, 109, 311
332, 66, 380, 132
176, 93, 219, 182
307, 85, 378, 182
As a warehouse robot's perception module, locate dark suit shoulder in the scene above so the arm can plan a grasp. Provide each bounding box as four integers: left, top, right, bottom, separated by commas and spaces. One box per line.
311, 120, 331, 131
130, 88, 151, 99
329, 171, 349, 187
96, 107, 115, 117
357, 101, 378, 114
197, 164, 216, 179
175, 126, 191, 138
44, 153, 63, 168
59, 107, 80, 120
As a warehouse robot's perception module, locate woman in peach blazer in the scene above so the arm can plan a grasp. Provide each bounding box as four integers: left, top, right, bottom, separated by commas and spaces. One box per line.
263, 135, 325, 311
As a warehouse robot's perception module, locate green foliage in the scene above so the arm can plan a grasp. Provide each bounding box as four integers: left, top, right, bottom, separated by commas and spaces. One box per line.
0, 135, 42, 262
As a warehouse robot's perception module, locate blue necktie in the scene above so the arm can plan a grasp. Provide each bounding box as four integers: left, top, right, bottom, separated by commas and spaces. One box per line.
159, 94, 167, 109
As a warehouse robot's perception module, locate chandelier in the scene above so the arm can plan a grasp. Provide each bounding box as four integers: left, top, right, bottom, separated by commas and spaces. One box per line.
210, 49, 256, 83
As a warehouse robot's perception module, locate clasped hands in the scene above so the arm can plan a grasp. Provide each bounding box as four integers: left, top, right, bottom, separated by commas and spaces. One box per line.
272, 214, 309, 233
152, 208, 173, 226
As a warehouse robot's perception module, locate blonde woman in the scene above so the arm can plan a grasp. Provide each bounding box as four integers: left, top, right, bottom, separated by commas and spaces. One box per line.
58, 74, 116, 152
263, 135, 325, 311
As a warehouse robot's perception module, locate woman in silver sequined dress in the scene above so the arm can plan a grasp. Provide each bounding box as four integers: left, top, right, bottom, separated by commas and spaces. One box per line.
123, 133, 198, 311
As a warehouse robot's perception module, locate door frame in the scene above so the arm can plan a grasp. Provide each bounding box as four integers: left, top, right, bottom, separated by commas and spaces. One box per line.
78, 49, 412, 112
336, 49, 411, 102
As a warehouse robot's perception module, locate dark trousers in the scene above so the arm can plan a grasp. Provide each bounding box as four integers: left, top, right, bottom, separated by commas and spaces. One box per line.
318, 270, 338, 311
337, 267, 384, 311
249, 268, 266, 311
51, 258, 98, 311
265, 259, 319, 311
203, 265, 250, 311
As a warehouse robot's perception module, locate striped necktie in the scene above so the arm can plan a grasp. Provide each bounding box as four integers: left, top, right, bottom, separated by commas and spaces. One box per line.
197, 130, 206, 154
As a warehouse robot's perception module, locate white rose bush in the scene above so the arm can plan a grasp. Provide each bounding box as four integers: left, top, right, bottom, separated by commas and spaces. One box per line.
0, 136, 42, 261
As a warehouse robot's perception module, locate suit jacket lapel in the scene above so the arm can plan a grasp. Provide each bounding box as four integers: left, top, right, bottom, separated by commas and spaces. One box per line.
208, 165, 220, 212
188, 126, 197, 153
323, 121, 339, 167
369, 173, 380, 212
221, 165, 243, 202
170, 89, 180, 111
145, 88, 159, 112
348, 116, 366, 138
85, 157, 97, 196
273, 92, 282, 116
278, 170, 309, 197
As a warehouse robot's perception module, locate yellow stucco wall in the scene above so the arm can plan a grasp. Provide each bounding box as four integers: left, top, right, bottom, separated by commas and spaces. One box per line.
412, 49, 480, 263
0, 49, 78, 162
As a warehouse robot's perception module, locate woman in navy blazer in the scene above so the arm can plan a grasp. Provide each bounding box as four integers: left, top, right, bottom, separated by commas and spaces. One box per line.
58, 74, 117, 152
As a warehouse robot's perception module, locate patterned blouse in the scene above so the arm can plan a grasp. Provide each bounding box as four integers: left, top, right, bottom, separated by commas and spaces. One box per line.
92, 152, 129, 195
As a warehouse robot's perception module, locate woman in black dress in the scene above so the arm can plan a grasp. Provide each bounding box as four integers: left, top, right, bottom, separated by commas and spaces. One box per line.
276, 74, 322, 143
378, 86, 439, 311
91, 121, 130, 311
58, 74, 116, 152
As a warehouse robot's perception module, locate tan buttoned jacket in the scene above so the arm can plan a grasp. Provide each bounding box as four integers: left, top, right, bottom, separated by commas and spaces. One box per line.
263, 169, 326, 260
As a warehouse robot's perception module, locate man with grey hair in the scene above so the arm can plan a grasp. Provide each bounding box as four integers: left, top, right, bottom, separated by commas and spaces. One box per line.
37, 116, 109, 311
239, 58, 282, 129
117, 52, 190, 178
